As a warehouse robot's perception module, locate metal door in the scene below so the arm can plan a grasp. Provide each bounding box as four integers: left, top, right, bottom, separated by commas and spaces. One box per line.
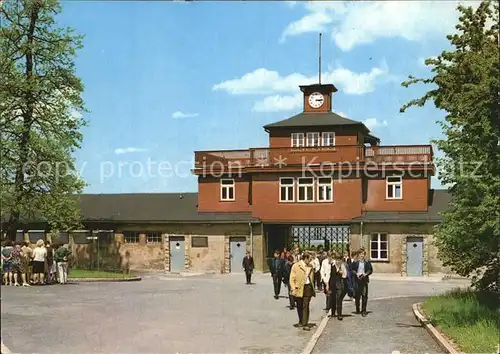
169, 236, 185, 272
230, 237, 247, 273
406, 236, 424, 276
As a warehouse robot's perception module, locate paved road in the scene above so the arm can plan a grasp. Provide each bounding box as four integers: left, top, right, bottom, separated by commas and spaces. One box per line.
313, 296, 444, 354
1, 273, 467, 354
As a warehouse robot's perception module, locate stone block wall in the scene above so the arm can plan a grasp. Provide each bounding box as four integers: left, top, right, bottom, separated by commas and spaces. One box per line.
252, 235, 264, 272
350, 222, 449, 276
188, 235, 225, 272
163, 234, 170, 272
224, 235, 230, 273
12, 222, 262, 274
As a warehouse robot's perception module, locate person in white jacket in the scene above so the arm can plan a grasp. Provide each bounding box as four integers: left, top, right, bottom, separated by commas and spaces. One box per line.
310, 252, 321, 290
320, 251, 333, 312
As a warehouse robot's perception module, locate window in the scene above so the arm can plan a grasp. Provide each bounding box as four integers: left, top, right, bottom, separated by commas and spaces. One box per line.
317, 177, 333, 202
279, 177, 295, 202
370, 233, 388, 260
306, 132, 320, 147
321, 132, 335, 146
147, 232, 162, 243
71, 231, 92, 244
124, 231, 140, 243
191, 236, 208, 248
298, 177, 314, 202
386, 176, 403, 199
220, 179, 235, 201
291, 133, 305, 147
28, 230, 46, 243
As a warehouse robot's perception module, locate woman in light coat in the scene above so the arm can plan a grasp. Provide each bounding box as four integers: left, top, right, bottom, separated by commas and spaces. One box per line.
32, 239, 47, 285
320, 251, 333, 312
310, 252, 321, 290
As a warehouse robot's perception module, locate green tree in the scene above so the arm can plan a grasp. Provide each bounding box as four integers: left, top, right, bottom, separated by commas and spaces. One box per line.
0, 0, 86, 239
400, 1, 499, 291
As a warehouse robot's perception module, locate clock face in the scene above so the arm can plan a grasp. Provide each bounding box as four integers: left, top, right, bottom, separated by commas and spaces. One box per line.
308, 92, 324, 109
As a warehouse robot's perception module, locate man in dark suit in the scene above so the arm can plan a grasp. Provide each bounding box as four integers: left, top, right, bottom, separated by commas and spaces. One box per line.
269, 250, 284, 299
344, 250, 355, 300
327, 252, 348, 320
350, 249, 373, 317
283, 255, 295, 310
242, 251, 254, 284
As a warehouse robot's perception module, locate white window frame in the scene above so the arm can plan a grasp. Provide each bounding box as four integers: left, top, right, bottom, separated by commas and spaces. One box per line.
146, 231, 162, 244
279, 177, 295, 202
306, 132, 320, 147
124, 231, 140, 244
297, 177, 314, 202
370, 233, 389, 261
386, 176, 403, 200
291, 133, 305, 148
220, 179, 235, 201
317, 177, 333, 202
321, 132, 335, 147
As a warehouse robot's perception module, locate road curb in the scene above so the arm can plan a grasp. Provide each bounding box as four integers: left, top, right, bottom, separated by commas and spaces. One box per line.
412, 302, 461, 354
1, 340, 12, 354
68, 276, 142, 283
301, 313, 330, 354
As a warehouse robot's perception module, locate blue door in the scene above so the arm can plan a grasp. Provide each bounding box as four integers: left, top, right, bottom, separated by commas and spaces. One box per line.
406, 236, 423, 276
230, 237, 247, 273
170, 236, 185, 272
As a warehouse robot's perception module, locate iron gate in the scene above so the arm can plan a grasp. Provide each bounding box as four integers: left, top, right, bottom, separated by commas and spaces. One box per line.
291, 225, 350, 254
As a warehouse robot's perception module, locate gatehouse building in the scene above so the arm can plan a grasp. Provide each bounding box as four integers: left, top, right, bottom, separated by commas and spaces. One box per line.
4, 82, 452, 277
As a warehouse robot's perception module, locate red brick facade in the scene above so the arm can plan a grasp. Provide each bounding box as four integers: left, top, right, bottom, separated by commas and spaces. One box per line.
194, 83, 435, 222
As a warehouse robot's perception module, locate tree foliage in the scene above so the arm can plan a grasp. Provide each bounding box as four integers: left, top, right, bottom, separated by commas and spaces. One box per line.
0, 0, 86, 236
401, 1, 499, 291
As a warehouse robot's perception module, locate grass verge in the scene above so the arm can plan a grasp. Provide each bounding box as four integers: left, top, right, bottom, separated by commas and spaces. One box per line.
422, 288, 499, 354
68, 269, 135, 279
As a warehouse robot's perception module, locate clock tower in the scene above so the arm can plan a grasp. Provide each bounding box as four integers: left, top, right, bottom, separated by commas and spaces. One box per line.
300, 83, 338, 113
299, 33, 338, 113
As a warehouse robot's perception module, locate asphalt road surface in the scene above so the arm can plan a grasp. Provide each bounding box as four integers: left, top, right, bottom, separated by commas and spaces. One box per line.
312, 296, 444, 354
1, 273, 467, 354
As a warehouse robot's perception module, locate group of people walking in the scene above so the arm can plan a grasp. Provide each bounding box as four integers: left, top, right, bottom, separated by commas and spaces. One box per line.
242, 246, 373, 331
1, 239, 72, 286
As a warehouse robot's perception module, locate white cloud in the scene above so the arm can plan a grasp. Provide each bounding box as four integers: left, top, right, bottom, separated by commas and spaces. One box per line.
252, 93, 302, 113
114, 147, 148, 155
172, 111, 199, 119
214, 63, 388, 113
282, 1, 478, 51
363, 118, 388, 131
213, 68, 308, 95
214, 64, 387, 96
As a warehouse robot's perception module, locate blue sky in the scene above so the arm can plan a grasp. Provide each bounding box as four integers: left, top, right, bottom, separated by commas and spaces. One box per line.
56, 1, 471, 194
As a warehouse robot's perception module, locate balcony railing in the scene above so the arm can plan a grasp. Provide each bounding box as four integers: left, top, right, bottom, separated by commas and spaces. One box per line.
194, 145, 433, 171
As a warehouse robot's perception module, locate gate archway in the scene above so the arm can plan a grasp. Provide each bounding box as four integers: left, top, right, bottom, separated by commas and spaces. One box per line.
290, 225, 350, 254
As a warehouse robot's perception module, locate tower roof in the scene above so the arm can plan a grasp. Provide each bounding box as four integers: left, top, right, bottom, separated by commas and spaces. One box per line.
299, 84, 338, 93
263, 112, 368, 130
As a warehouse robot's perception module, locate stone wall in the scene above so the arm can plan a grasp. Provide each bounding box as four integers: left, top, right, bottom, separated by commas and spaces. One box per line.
349, 222, 449, 275
119, 233, 164, 271
252, 235, 264, 272
187, 235, 225, 272
57, 222, 262, 273
13, 221, 450, 275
